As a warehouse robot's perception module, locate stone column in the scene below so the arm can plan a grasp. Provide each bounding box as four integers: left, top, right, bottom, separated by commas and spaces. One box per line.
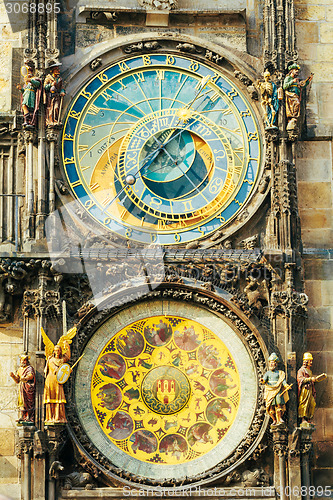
23, 268, 61, 430
287, 353, 302, 500
46, 128, 60, 215
33, 430, 47, 500
6, 142, 15, 242
36, 109, 46, 240
300, 428, 314, 500
23, 129, 37, 240
17, 426, 36, 500
47, 425, 66, 500
272, 425, 288, 500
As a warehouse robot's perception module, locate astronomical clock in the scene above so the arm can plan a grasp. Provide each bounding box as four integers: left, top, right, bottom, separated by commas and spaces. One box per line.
59, 43, 271, 490
72, 299, 265, 486
1, 0, 314, 491
62, 53, 262, 246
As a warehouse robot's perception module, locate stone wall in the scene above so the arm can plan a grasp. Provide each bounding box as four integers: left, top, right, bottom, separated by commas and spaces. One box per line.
0, 5, 25, 499
295, 0, 333, 487
303, 254, 333, 487
0, 322, 24, 500
297, 142, 332, 249
74, 13, 247, 53
295, 0, 333, 137
0, 3, 25, 116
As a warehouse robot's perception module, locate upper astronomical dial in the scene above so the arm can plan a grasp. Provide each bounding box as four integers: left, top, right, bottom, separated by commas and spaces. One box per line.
62, 53, 262, 245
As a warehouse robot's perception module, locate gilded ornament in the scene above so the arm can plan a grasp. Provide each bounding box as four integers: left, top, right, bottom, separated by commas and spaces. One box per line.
297, 352, 327, 428
10, 354, 36, 424
283, 64, 313, 131
261, 353, 291, 426
41, 325, 77, 424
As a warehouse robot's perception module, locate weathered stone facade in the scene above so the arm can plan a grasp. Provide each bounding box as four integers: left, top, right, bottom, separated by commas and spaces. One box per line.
0, 0, 332, 497
294, 0, 333, 487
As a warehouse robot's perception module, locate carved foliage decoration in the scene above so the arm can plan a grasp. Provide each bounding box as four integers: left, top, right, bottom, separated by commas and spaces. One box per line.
270, 289, 308, 318
271, 426, 288, 457
23, 289, 61, 318
0, 258, 65, 320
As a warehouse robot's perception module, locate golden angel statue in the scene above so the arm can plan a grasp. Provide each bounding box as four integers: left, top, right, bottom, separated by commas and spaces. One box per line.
41, 326, 77, 424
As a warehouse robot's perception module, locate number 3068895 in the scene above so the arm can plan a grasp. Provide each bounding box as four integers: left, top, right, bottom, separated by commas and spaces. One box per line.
5, 2, 60, 14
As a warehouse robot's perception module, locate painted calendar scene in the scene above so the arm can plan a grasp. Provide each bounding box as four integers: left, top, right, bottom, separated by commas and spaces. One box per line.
90, 315, 240, 465
97, 353, 126, 380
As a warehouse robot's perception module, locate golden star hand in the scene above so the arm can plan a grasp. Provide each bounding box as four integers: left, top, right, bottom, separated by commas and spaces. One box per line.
280, 383, 293, 397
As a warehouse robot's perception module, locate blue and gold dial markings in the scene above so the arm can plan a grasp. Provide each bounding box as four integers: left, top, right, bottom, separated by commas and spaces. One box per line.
62, 54, 262, 245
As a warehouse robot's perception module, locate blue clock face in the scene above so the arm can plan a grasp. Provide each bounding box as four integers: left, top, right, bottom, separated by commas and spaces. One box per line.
62, 54, 262, 245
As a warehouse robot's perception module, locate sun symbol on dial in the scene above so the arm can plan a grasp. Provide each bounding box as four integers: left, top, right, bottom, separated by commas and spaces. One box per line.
175, 107, 193, 123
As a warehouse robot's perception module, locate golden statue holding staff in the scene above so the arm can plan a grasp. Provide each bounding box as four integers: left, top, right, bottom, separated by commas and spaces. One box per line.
41, 326, 77, 424
261, 353, 291, 425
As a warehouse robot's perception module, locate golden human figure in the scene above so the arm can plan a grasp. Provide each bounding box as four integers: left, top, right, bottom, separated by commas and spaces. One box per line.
44, 63, 66, 126
283, 63, 313, 130
297, 352, 327, 427
261, 353, 291, 425
41, 326, 77, 424
10, 354, 36, 423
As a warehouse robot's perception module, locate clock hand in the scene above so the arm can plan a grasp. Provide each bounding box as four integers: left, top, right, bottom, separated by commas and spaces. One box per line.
143, 79, 212, 159
149, 120, 194, 153
102, 79, 215, 213
134, 117, 191, 175
185, 75, 212, 110
149, 134, 181, 168
152, 88, 213, 154
100, 184, 128, 214
128, 127, 180, 176
138, 144, 164, 174
103, 128, 199, 215
148, 133, 206, 201
172, 160, 205, 201
123, 79, 214, 178
101, 143, 169, 214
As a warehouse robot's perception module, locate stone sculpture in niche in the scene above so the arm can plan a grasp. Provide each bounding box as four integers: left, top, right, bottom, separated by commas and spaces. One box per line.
10, 354, 36, 424
297, 352, 327, 428
262, 353, 291, 425
257, 70, 280, 128
44, 63, 66, 127
283, 63, 313, 130
41, 326, 77, 424
64, 471, 94, 490
17, 63, 42, 128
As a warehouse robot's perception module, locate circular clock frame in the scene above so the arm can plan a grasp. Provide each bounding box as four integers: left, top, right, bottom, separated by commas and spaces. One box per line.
66, 285, 268, 488
61, 43, 265, 247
